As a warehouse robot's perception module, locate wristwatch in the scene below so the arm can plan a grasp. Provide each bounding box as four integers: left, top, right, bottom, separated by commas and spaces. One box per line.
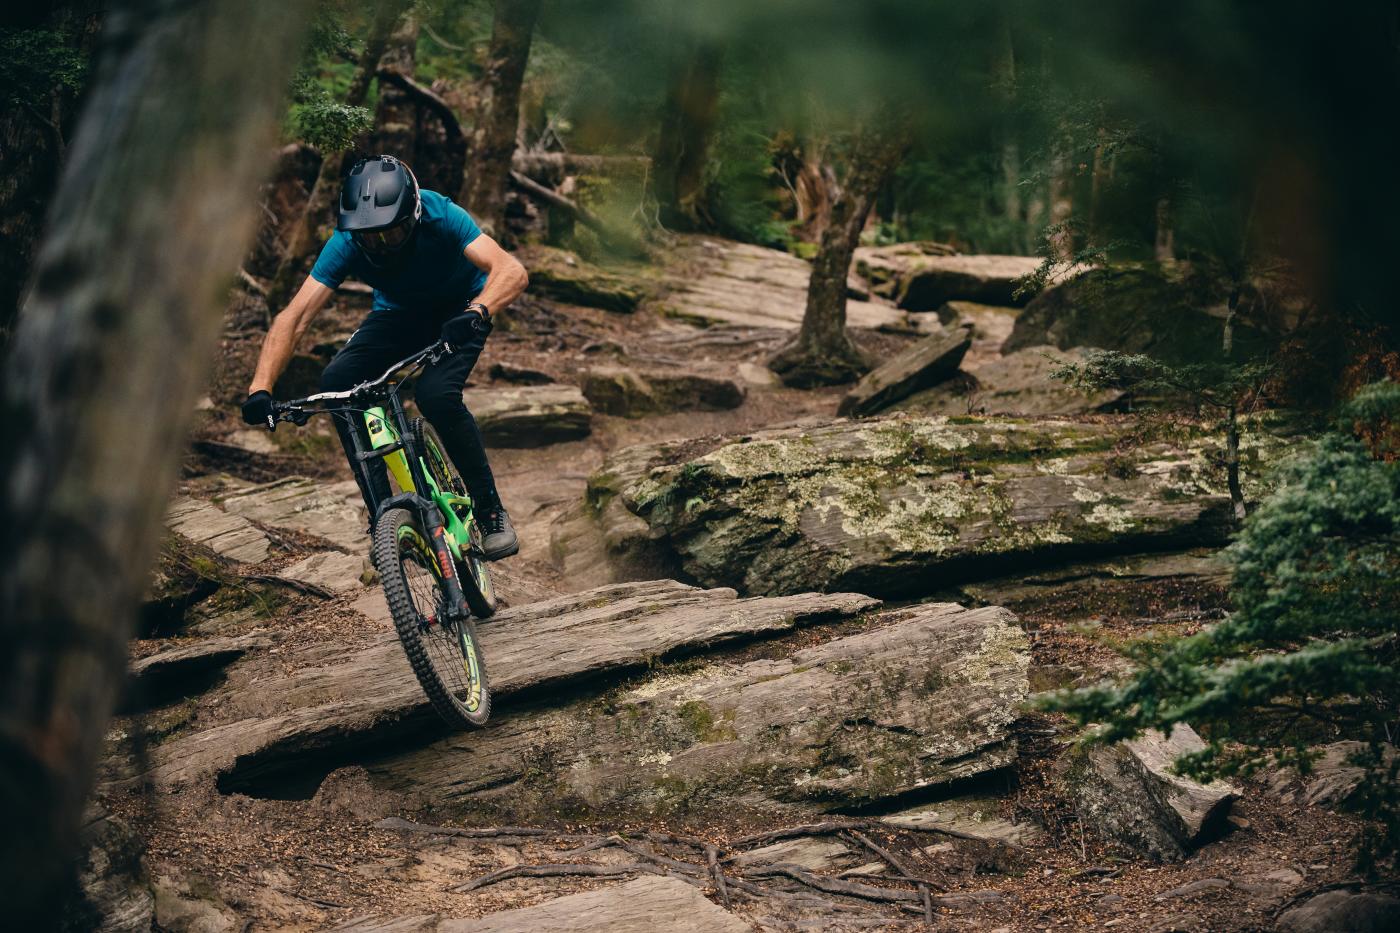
466, 301, 491, 320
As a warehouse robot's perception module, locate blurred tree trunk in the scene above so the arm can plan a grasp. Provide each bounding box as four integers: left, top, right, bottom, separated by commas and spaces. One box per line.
1088, 126, 1115, 244
0, 2, 103, 347
267, 0, 410, 310
460, 0, 543, 240
1047, 152, 1074, 261
374, 12, 423, 162
993, 14, 1021, 248
0, 0, 310, 926
653, 41, 722, 231
793, 146, 836, 243
1154, 195, 1176, 260
769, 123, 908, 388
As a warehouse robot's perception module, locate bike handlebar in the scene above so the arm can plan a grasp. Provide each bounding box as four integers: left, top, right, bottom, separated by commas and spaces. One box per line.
269, 339, 453, 427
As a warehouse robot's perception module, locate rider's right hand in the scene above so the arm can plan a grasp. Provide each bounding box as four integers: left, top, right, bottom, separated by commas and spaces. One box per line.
241, 391, 276, 430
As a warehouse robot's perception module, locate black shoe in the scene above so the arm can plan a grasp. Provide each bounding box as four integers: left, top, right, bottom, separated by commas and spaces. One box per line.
480, 506, 519, 560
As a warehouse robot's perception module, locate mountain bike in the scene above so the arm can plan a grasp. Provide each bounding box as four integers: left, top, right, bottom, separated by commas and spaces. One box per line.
270, 340, 494, 728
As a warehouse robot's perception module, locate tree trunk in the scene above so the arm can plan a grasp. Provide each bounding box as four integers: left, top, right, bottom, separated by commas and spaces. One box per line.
1154, 195, 1176, 261
460, 0, 544, 240
769, 124, 907, 388
993, 15, 1021, 247
0, 0, 310, 925
1047, 151, 1074, 262
267, 0, 410, 310
0, 2, 103, 347
1221, 286, 1246, 521
793, 148, 837, 244
652, 41, 722, 231
1088, 126, 1109, 243
373, 12, 423, 162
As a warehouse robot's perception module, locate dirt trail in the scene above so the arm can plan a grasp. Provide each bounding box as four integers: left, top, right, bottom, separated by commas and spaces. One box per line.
101, 244, 1370, 932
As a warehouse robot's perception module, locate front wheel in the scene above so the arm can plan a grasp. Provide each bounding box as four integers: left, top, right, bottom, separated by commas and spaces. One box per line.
373, 507, 491, 728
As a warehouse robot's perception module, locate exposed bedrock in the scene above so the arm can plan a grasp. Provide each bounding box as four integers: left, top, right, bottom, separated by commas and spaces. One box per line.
1062, 724, 1238, 861
558, 415, 1280, 598
362, 602, 1029, 821
334, 875, 754, 933
854, 244, 1045, 309
139, 580, 878, 793
1005, 262, 1301, 363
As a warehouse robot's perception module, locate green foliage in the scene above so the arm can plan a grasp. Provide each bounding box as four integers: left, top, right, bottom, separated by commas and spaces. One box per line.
0, 28, 88, 109
1052, 350, 1273, 415
1041, 381, 1400, 870
282, 0, 376, 152
289, 94, 375, 153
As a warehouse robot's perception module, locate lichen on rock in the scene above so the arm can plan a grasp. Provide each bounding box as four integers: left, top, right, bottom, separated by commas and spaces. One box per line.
572, 414, 1279, 597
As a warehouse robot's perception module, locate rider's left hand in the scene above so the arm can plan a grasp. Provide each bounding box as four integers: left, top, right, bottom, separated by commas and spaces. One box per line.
441, 304, 491, 348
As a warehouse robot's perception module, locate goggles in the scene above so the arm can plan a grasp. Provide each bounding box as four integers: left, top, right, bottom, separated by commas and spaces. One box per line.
353, 218, 414, 255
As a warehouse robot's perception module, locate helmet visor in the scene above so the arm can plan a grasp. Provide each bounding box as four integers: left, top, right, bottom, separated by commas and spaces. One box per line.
353, 218, 414, 255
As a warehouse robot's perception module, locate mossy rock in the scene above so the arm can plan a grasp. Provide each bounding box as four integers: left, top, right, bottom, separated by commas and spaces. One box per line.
141, 535, 236, 637
519, 245, 649, 313
1007, 262, 1285, 363
584, 415, 1286, 598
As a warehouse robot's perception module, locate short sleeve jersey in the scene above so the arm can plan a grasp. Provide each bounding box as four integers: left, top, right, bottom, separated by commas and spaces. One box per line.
310, 189, 489, 312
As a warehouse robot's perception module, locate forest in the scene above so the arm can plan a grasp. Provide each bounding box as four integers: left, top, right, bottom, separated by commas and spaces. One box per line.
1, 0, 1398, 930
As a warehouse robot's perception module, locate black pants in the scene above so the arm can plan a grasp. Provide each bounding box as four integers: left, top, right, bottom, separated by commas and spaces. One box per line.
321, 306, 500, 516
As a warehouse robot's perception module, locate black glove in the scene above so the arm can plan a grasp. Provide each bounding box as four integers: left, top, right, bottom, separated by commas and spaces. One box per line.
241, 390, 275, 430
441, 305, 491, 348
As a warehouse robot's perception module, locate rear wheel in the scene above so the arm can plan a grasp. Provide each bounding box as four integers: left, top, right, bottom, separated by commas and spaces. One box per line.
373, 507, 491, 728
412, 418, 497, 619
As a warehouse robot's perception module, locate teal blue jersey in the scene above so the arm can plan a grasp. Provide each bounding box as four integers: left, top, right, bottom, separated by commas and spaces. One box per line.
310, 189, 488, 311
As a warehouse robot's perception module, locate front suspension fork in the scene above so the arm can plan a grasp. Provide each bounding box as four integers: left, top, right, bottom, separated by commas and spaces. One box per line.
422, 507, 470, 621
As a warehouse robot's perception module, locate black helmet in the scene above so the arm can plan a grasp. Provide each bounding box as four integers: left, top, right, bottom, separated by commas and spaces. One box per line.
338, 155, 422, 262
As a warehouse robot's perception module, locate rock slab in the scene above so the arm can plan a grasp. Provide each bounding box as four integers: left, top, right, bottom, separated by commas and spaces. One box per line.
880, 797, 1043, 846
1005, 262, 1285, 364
275, 550, 370, 594
335, 876, 752, 932
167, 496, 270, 563
904, 346, 1125, 417
661, 236, 911, 332
838, 327, 972, 416
1066, 723, 1238, 861
518, 245, 649, 313
580, 415, 1267, 598
145, 580, 879, 791
582, 364, 746, 417
855, 246, 1043, 309
70, 804, 154, 933
1274, 888, 1400, 933
463, 383, 591, 447
126, 634, 267, 711
220, 477, 366, 552
364, 602, 1029, 819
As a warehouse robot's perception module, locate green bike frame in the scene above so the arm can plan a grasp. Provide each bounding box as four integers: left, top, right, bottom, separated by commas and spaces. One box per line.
363, 406, 475, 562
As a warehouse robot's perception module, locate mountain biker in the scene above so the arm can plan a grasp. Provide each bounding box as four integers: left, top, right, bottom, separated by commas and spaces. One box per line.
240, 154, 526, 560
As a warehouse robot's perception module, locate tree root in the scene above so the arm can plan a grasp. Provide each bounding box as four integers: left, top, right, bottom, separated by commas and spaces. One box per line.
381, 814, 1006, 923
706, 843, 732, 909
451, 862, 666, 893
745, 863, 923, 905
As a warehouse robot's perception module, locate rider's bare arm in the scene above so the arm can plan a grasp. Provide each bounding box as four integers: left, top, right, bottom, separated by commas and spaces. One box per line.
248, 276, 335, 394
463, 235, 529, 312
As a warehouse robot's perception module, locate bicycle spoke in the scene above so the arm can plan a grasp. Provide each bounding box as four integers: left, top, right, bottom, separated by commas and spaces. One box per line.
399, 543, 476, 705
